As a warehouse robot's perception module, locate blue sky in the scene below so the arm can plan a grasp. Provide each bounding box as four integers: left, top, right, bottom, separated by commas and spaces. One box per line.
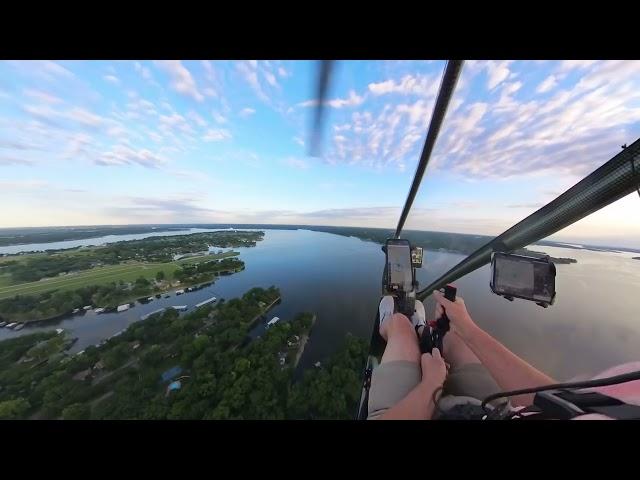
1, 60, 639, 246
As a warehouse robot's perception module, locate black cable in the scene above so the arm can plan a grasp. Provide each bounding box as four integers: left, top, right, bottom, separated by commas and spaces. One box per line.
481, 369, 640, 415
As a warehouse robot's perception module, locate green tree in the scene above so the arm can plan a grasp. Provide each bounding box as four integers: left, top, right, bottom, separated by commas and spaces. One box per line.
62, 403, 91, 420
155, 270, 165, 281
0, 398, 31, 419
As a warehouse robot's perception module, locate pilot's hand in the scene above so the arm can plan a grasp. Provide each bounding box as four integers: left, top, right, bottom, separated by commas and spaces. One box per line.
421, 348, 447, 390
432, 290, 477, 339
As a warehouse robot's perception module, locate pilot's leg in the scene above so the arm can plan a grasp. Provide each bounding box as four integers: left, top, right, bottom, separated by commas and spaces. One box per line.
368, 297, 421, 419
441, 330, 501, 403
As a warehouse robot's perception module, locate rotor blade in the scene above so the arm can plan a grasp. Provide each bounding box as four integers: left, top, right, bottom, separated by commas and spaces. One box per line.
309, 60, 335, 157
394, 60, 464, 239
416, 137, 640, 300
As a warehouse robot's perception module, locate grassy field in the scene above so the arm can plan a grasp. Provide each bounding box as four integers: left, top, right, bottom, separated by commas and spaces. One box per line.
0, 251, 239, 300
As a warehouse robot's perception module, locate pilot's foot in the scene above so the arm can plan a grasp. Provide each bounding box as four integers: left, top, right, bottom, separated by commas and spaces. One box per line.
412, 300, 427, 337
378, 295, 395, 334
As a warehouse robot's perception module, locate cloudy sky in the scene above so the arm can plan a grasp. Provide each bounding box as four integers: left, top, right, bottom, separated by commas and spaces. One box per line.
0, 60, 639, 247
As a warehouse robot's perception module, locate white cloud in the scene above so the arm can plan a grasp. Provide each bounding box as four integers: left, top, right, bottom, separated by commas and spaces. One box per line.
0, 157, 34, 166
368, 74, 438, 97
431, 60, 640, 179
67, 107, 104, 127
293, 136, 305, 147
281, 157, 310, 170
536, 75, 558, 93
159, 113, 194, 135
278, 67, 288, 78
104, 75, 120, 85
236, 60, 269, 102
23, 89, 62, 104
212, 111, 227, 124
328, 90, 364, 108
485, 60, 512, 90
298, 90, 365, 109
202, 128, 231, 142
188, 111, 208, 127
265, 71, 278, 87
96, 144, 166, 168
559, 60, 597, 72
239, 107, 256, 118
154, 60, 204, 102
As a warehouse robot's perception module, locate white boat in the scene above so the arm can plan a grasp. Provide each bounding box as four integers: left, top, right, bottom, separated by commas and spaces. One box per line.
5, 322, 17, 328
147, 297, 154, 301
116, 304, 130, 313
83, 305, 92, 311
72, 308, 80, 314
176, 289, 185, 295
171, 305, 188, 312
195, 296, 217, 308
13, 323, 25, 331
0, 322, 7, 327
55, 328, 65, 335
94, 308, 106, 314
266, 317, 280, 328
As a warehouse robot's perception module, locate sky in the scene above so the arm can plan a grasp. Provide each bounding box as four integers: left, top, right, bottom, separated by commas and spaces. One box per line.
0, 60, 639, 247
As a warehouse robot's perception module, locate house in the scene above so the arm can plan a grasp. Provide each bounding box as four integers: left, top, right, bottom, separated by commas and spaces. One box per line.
266, 317, 280, 328
166, 380, 182, 396
93, 360, 105, 370
73, 368, 92, 381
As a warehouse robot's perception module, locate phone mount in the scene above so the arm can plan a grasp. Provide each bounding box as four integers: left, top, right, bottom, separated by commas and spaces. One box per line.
490, 252, 557, 308
381, 240, 423, 318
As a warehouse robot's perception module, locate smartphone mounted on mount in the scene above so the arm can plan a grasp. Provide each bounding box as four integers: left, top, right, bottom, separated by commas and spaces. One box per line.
490, 252, 556, 307
382, 238, 423, 317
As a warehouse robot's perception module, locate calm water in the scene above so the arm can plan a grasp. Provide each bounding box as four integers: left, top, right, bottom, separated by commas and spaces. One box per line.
0, 228, 222, 255
1, 229, 639, 380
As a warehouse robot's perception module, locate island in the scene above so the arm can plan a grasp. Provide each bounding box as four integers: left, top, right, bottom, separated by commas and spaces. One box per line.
0, 286, 367, 420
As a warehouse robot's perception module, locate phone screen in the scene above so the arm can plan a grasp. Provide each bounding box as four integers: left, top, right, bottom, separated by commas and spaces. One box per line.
493, 255, 554, 302
387, 242, 412, 291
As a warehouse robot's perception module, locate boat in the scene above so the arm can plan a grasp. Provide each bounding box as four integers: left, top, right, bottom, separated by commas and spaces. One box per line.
13, 323, 25, 331
5, 322, 17, 328
195, 296, 217, 308
266, 317, 280, 328
116, 304, 130, 312
83, 305, 92, 311
155, 294, 162, 299
176, 289, 185, 295
147, 297, 154, 301
164, 294, 170, 298
171, 305, 188, 312
72, 308, 80, 314
0, 322, 7, 327
55, 328, 65, 335
94, 307, 106, 314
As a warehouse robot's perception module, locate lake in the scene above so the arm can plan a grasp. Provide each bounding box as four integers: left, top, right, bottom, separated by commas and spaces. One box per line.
1, 228, 639, 380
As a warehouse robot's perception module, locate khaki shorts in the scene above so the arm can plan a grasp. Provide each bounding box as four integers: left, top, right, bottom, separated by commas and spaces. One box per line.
367, 361, 501, 419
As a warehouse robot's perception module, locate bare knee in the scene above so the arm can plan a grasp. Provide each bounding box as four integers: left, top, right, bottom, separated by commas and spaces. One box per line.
381, 313, 413, 340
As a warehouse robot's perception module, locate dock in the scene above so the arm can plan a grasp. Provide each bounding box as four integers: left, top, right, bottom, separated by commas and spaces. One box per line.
171, 305, 188, 312
293, 314, 317, 368
248, 296, 281, 328
195, 296, 217, 309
